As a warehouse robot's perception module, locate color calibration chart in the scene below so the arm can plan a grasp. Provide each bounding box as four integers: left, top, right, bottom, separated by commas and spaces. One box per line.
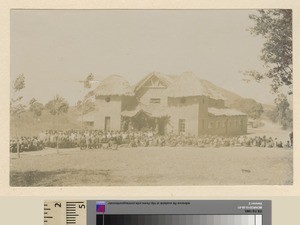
44, 200, 271, 225
96, 215, 262, 225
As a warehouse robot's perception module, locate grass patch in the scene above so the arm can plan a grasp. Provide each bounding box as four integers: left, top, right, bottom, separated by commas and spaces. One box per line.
10, 169, 110, 186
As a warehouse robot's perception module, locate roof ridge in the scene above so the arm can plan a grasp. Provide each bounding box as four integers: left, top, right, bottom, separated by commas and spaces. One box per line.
93, 74, 134, 96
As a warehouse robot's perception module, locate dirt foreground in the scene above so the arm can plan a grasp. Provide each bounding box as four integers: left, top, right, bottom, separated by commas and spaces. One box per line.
10, 146, 293, 186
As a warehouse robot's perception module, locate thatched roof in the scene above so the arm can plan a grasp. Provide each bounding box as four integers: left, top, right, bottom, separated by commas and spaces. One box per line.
166, 72, 225, 100
208, 107, 246, 116
93, 75, 135, 96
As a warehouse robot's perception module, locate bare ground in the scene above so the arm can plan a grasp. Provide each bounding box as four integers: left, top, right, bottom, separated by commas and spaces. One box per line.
10, 145, 293, 186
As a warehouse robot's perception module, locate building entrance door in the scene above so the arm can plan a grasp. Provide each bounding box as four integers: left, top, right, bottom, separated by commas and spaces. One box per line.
105, 116, 111, 131
178, 119, 185, 135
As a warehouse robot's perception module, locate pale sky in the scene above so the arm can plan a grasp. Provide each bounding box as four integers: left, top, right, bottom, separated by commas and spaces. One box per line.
11, 9, 276, 106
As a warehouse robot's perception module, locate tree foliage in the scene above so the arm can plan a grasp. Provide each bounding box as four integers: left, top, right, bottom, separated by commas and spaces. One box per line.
246, 9, 292, 95
45, 95, 69, 116
265, 94, 293, 129
11, 74, 26, 116
230, 98, 264, 120
10, 101, 26, 116
77, 74, 96, 126
84, 73, 95, 89
13, 74, 25, 92
29, 98, 44, 117
76, 97, 95, 115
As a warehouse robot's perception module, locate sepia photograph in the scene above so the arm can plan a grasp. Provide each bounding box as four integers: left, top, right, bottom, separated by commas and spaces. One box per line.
10, 9, 293, 186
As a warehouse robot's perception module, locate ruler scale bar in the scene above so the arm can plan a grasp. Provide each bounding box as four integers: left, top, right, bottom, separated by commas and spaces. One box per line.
44, 200, 86, 225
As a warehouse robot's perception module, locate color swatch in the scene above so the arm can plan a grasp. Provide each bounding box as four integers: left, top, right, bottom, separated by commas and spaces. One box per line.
96, 202, 106, 213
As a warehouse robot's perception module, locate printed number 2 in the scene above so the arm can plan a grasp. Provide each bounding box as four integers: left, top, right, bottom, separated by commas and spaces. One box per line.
79, 204, 85, 209
55, 203, 62, 208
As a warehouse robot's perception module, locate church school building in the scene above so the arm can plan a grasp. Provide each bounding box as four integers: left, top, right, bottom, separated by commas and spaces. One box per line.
84, 72, 247, 136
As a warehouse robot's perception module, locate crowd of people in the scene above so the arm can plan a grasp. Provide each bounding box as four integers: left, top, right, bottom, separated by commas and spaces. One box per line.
10, 129, 293, 153
10, 137, 44, 153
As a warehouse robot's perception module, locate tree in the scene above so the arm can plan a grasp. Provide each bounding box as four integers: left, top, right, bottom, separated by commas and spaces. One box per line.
45, 95, 69, 117
45, 95, 69, 154
76, 96, 95, 126
266, 94, 293, 129
77, 73, 96, 127
11, 74, 26, 116
229, 98, 264, 120
10, 74, 26, 158
13, 74, 26, 91
84, 73, 95, 88
245, 9, 292, 96
29, 98, 44, 121
245, 10, 293, 129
